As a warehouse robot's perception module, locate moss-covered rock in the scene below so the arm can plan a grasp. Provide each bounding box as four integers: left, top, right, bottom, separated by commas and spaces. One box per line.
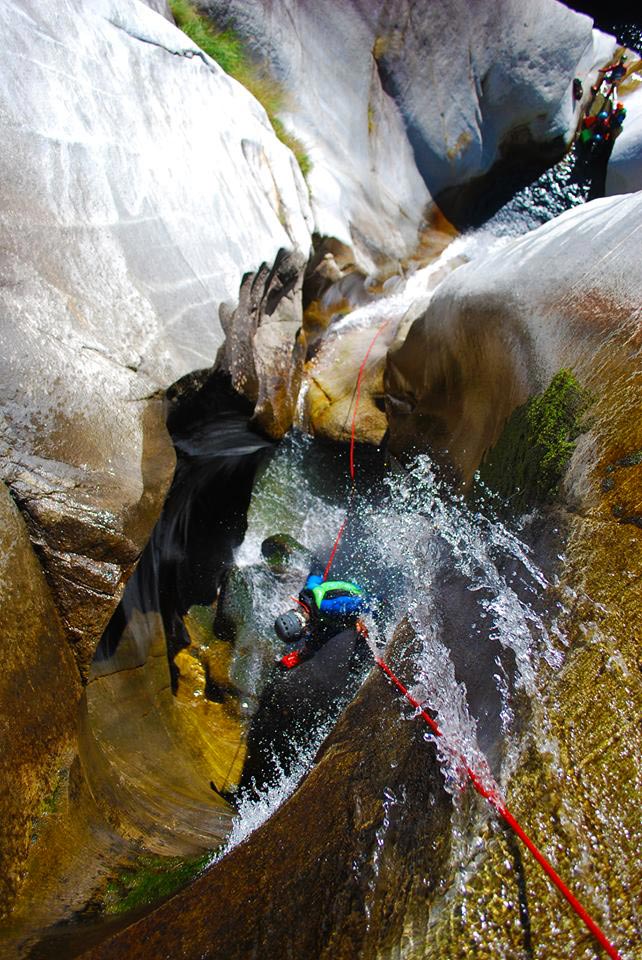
102, 851, 212, 916
474, 369, 591, 513
260, 533, 310, 572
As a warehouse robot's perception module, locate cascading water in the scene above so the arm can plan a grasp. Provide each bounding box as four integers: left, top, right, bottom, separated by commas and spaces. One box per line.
222, 429, 566, 839
222, 151, 589, 827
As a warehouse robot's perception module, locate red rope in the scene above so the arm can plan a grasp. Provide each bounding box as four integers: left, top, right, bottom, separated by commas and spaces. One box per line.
322, 515, 348, 581
323, 320, 390, 580
349, 320, 389, 481
290, 596, 311, 615
374, 655, 622, 960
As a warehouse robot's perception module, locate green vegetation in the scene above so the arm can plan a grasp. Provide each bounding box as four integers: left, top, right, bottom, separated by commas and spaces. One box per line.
103, 851, 213, 915
169, 0, 311, 177
30, 768, 69, 843
473, 369, 591, 514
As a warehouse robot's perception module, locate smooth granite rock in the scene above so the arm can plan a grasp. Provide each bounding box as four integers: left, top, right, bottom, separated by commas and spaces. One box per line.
203, 0, 614, 260
386, 190, 642, 484
0, 0, 312, 671
606, 66, 642, 195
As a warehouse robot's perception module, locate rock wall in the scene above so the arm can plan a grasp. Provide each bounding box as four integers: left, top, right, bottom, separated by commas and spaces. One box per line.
0, 483, 80, 917
606, 79, 642, 195
386, 190, 642, 484
76, 633, 454, 960
0, 0, 313, 672
385, 189, 642, 956
203, 0, 614, 261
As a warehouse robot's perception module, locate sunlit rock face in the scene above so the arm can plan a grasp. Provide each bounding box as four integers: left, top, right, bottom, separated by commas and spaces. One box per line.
0, 483, 80, 917
81, 610, 238, 854
385, 191, 642, 955
300, 217, 464, 443
203, 0, 613, 261
0, 0, 312, 670
606, 80, 642, 195
386, 191, 642, 484
218, 248, 309, 439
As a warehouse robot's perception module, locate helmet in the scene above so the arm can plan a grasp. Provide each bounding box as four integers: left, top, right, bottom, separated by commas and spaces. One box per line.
274, 608, 308, 643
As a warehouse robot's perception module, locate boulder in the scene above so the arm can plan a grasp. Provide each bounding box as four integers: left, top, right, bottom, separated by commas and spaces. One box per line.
203, 0, 614, 257
386, 190, 642, 484
0, 0, 312, 671
305, 323, 391, 445
303, 232, 465, 444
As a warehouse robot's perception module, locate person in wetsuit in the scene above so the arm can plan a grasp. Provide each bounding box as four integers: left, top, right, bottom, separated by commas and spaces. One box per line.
274, 565, 369, 669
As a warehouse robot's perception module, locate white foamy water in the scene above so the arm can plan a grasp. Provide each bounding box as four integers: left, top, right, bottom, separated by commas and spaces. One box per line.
330, 231, 510, 340
210, 711, 337, 863
358, 455, 564, 796
222, 217, 571, 846
223, 418, 565, 843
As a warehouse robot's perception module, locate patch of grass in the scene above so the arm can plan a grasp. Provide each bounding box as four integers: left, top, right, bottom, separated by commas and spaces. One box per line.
169, 0, 311, 178
103, 851, 213, 916
473, 369, 591, 514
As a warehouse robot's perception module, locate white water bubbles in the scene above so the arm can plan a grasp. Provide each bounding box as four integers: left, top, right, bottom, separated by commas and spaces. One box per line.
225, 428, 567, 853
362, 454, 566, 794
235, 431, 346, 571
210, 713, 337, 864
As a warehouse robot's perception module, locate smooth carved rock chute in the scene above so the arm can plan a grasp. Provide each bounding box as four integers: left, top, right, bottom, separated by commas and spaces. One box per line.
384, 191, 642, 954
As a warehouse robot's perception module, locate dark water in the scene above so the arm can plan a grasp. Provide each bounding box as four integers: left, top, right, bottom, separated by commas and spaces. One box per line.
95, 372, 274, 673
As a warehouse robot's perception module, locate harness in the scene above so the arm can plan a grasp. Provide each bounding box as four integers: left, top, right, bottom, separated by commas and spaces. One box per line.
311, 580, 363, 609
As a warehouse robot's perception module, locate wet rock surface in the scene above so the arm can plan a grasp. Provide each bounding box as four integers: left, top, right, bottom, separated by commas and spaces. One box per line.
386, 190, 642, 485
82, 609, 237, 854
203, 0, 613, 246
0, 483, 80, 918
79, 636, 454, 960
0, 0, 312, 672
385, 189, 642, 956
305, 323, 392, 445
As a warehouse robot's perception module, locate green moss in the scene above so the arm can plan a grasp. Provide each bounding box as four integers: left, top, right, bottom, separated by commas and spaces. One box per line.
103, 851, 213, 916
30, 768, 69, 843
169, 0, 311, 178
473, 369, 591, 514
